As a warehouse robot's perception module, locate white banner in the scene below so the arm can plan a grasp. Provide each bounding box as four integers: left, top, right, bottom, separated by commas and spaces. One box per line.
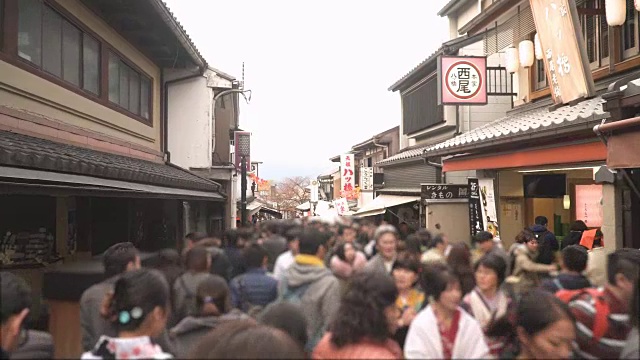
333, 198, 349, 216
478, 178, 500, 240
340, 154, 355, 194
360, 167, 374, 191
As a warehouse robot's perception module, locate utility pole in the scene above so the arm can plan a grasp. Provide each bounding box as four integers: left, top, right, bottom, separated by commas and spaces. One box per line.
241, 155, 248, 226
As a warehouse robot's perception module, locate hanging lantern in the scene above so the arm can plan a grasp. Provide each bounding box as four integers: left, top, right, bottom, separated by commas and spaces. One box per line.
534, 33, 543, 60
519, 40, 535, 68
636, 0, 640, 11
606, 0, 626, 26
505, 46, 520, 74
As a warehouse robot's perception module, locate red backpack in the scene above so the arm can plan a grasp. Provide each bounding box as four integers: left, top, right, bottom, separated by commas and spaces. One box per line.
556, 287, 610, 342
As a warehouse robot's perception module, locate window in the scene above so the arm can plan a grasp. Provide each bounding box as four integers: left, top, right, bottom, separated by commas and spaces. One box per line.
17, 0, 100, 94
534, 59, 548, 90
622, 0, 639, 59
108, 53, 150, 119
579, 0, 609, 69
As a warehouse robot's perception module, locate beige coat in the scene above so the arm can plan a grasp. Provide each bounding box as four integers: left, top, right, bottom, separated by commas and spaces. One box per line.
511, 246, 552, 294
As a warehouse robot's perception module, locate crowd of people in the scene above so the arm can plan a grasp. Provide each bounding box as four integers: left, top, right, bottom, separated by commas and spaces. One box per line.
1, 215, 639, 359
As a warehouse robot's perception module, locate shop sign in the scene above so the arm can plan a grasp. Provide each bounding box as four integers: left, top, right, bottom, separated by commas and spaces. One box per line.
575, 184, 603, 227
360, 167, 374, 191
333, 198, 349, 216
468, 178, 483, 237
479, 178, 500, 239
421, 184, 470, 200
530, 0, 595, 105
340, 154, 355, 195
438, 56, 488, 105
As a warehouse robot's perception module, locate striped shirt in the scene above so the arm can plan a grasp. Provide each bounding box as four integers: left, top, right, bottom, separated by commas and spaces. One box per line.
568, 287, 631, 359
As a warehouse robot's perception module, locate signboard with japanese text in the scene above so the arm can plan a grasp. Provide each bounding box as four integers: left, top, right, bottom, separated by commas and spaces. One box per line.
333, 198, 349, 216
421, 184, 470, 201
468, 178, 483, 238
479, 178, 500, 240
575, 184, 603, 227
340, 154, 355, 196
438, 56, 488, 105
530, 0, 595, 105
360, 167, 374, 191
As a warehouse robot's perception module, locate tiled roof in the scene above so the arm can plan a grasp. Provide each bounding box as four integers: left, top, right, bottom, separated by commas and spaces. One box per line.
378, 96, 608, 166
388, 47, 444, 91
377, 147, 427, 166
427, 96, 607, 155
0, 131, 220, 192
153, 0, 208, 67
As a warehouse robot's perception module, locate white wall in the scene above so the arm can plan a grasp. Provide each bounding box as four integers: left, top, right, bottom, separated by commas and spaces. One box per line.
358, 191, 375, 209
167, 76, 212, 169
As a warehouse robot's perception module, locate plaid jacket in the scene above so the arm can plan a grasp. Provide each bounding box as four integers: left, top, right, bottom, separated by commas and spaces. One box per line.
567, 287, 631, 359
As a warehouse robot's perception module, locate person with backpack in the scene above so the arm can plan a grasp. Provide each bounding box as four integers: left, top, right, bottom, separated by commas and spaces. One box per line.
540, 245, 591, 294
279, 228, 341, 353
528, 216, 559, 265
173, 247, 214, 322
557, 248, 640, 359
229, 243, 278, 316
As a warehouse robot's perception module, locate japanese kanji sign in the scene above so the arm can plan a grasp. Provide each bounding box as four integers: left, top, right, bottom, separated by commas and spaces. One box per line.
438, 56, 487, 105
575, 184, 603, 227
468, 178, 483, 238
530, 0, 595, 104
360, 167, 374, 191
421, 184, 470, 200
333, 198, 349, 216
340, 154, 355, 196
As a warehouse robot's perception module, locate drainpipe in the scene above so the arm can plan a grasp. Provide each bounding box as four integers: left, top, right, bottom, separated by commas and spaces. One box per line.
423, 149, 446, 183
593, 121, 640, 199
162, 67, 205, 163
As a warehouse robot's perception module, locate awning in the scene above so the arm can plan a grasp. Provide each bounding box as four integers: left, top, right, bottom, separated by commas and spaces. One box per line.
595, 116, 640, 169
443, 142, 607, 173
246, 201, 262, 216
0, 166, 223, 201
353, 194, 420, 218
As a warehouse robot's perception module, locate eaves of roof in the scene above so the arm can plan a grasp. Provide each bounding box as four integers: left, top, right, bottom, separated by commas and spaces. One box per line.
207, 66, 236, 81
438, 0, 475, 17
151, 0, 208, 68
426, 96, 609, 157
388, 47, 444, 92
458, 0, 520, 36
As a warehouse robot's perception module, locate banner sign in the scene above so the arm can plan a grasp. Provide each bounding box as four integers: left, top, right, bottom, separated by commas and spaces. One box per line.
333, 198, 349, 216
360, 167, 374, 191
438, 56, 488, 105
575, 184, 603, 227
340, 154, 355, 194
421, 184, 470, 200
479, 178, 500, 240
530, 0, 595, 104
468, 178, 483, 238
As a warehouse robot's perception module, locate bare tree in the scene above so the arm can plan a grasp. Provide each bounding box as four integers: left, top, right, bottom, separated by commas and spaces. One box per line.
272, 176, 312, 212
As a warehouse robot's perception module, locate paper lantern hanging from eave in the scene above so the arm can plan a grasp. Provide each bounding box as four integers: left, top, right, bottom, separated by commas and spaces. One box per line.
505, 46, 520, 74
606, 0, 627, 26
534, 33, 543, 60
519, 40, 535, 68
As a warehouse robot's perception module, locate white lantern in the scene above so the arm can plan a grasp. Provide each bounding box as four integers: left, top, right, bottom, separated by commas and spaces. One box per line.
606, 0, 626, 26
636, 0, 640, 11
505, 46, 520, 74
519, 40, 535, 68
534, 33, 543, 60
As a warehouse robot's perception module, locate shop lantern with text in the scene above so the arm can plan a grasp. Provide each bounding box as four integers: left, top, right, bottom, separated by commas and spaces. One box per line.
530, 0, 595, 105
234, 131, 251, 171
437, 56, 488, 105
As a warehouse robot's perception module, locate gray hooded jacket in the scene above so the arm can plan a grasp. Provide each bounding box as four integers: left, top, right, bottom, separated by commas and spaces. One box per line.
169, 310, 247, 358
279, 260, 340, 351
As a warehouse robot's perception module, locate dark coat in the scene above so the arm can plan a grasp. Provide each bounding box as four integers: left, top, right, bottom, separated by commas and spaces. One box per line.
9, 330, 54, 359
540, 273, 592, 293
170, 311, 247, 358
529, 225, 559, 264
229, 268, 278, 311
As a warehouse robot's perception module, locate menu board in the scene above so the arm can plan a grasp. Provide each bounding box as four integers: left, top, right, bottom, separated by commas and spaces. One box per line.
575, 184, 603, 227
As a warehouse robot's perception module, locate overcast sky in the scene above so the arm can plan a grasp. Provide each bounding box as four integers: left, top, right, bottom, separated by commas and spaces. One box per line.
164, 0, 450, 180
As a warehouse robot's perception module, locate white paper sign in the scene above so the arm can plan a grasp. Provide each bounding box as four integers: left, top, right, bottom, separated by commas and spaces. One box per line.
333, 198, 349, 216
360, 167, 374, 191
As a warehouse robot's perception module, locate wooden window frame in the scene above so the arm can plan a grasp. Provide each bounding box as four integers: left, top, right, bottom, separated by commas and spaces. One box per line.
0, 0, 153, 126
107, 51, 151, 121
